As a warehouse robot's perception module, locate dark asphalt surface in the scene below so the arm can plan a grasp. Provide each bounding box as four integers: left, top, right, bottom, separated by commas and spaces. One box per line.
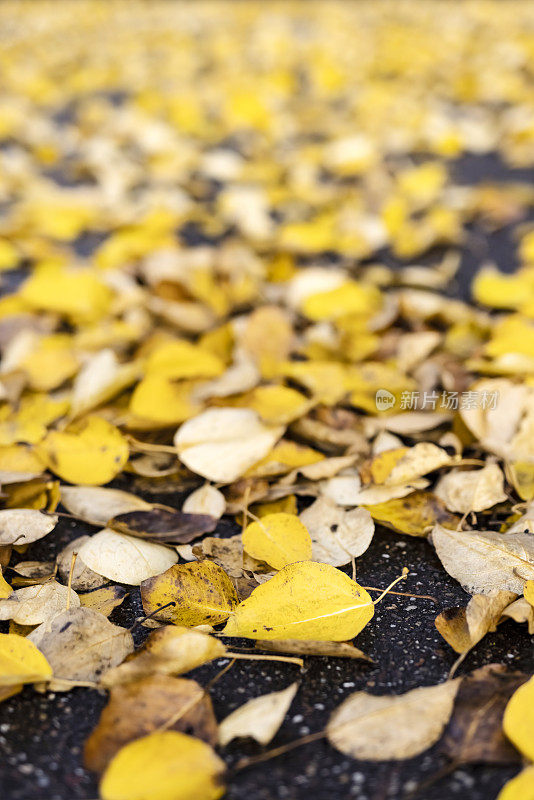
1, 153, 534, 800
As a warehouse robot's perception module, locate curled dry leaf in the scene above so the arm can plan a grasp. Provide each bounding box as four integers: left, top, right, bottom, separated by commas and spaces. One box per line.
60, 485, 152, 527
223, 561, 374, 641
218, 682, 298, 747
109, 508, 217, 544
501, 597, 534, 634
57, 536, 108, 591
431, 524, 534, 595
0, 509, 57, 546
84, 675, 218, 773
101, 626, 226, 688
327, 680, 460, 760
0, 581, 79, 625
255, 640, 371, 661
28, 608, 133, 689
141, 561, 238, 626
436, 590, 517, 654
0, 632, 52, 686
182, 484, 226, 519
242, 512, 312, 570
503, 675, 534, 762
174, 408, 283, 484
434, 463, 507, 514
441, 664, 529, 765
99, 731, 225, 800
299, 498, 374, 566
77, 529, 178, 585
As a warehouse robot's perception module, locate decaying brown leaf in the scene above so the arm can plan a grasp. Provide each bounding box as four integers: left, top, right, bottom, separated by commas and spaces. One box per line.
109, 508, 217, 544
84, 675, 218, 773
440, 665, 529, 764
255, 640, 372, 661
436, 591, 517, 654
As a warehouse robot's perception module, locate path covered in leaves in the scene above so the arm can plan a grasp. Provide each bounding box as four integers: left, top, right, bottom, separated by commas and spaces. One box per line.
0, 3, 534, 800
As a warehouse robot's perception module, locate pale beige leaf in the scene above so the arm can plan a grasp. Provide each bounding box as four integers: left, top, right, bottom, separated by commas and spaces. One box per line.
77, 529, 178, 585
434, 464, 507, 514
435, 590, 516, 653
300, 497, 374, 566
218, 683, 298, 746
182, 485, 226, 519
174, 408, 283, 483
0, 581, 79, 625
57, 536, 108, 591
60, 486, 152, 527
431, 524, 534, 595
0, 509, 57, 546
327, 681, 459, 760
29, 608, 133, 689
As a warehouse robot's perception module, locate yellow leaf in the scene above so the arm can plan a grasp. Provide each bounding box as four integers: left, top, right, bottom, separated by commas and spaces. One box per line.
302, 282, 382, 322
129, 377, 202, 425
145, 340, 224, 380
100, 731, 225, 800
503, 675, 534, 761
20, 263, 112, 323
0, 444, 46, 476
363, 491, 459, 536
37, 416, 129, 485
525, 580, 534, 607
509, 461, 534, 501
223, 561, 374, 641
0, 568, 12, 599
245, 385, 310, 425
243, 512, 312, 570
20, 334, 79, 392
497, 767, 534, 800
0, 633, 52, 686
141, 561, 238, 627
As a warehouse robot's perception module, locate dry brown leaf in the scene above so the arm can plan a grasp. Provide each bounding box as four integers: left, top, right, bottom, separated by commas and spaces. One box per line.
57, 536, 108, 591
255, 639, 371, 661
84, 675, 218, 773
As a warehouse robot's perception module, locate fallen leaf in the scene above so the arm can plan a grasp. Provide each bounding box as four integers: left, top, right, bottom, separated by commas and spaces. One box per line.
193, 535, 245, 579
0, 581, 79, 625
77, 529, 178, 585
57, 536, 108, 591
38, 416, 129, 485
497, 767, 534, 800
141, 561, 238, 626
441, 665, 529, 764
218, 682, 298, 746
0, 509, 57, 546
0, 567, 12, 599
242, 512, 312, 570
101, 627, 226, 688
431, 524, 534, 594
299, 498, 374, 566
503, 674, 534, 761
0, 632, 52, 685
327, 680, 460, 760
60, 485, 152, 527
255, 639, 371, 661
85, 675, 218, 773
364, 491, 458, 536
434, 463, 507, 514
28, 607, 133, 688
183, 484, 226, 519
435, 590, 517, 654
109, 508, 217, 544
174, 408, 283, 483
223, 561, 374, 641
79, 586, 127, 617
99, 731, 225, 800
